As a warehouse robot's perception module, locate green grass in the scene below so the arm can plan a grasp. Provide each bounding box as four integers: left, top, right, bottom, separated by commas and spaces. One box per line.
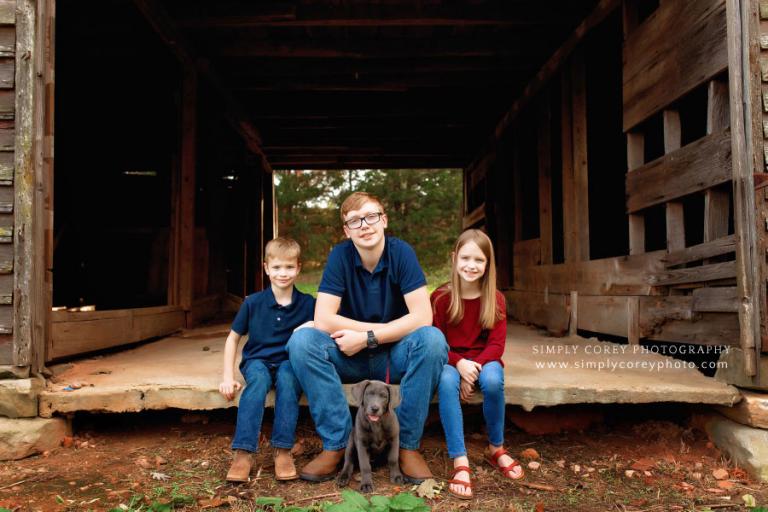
294, 266, 451, 297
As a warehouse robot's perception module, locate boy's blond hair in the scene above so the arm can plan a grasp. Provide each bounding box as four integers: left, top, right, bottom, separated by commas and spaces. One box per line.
340, 192, 386, 223
264, 237, 301, 263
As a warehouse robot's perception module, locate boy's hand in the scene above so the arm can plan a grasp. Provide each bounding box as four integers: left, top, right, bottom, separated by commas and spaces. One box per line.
460, 379, 475, 402
219, 379, 242, 401
293, 320, 315, 332
331, 329, 366, 357
456, 358, 481, 384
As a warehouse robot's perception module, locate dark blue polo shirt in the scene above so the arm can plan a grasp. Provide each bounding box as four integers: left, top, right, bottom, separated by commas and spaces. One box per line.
318, 237, 426, 323
231, 287, 315, 365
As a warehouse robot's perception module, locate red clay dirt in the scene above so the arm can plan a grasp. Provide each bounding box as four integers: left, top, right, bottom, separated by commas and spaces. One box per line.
1, 405, 767, 512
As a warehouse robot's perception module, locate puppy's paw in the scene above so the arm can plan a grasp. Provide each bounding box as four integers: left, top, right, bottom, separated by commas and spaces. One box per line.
336, 474, 350, 487
360, 481, 375, 493
390, 471, 404, 485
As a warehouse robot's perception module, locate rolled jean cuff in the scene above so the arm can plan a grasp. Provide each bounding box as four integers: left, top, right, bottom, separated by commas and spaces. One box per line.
399, 440, 422, 451
231, 443, 258, 453
322, 441, 347, 451
270, 440, 295, 450
448, 450, 467, 459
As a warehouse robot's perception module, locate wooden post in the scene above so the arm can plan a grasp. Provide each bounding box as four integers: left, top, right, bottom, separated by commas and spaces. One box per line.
569, 291, 578, 336
538, 95, 553, 265
726, 0, 760, 376
513, 137, 523, 242
570, 50, 590, 261
705, 80, 731, 244
627, 296, 640, 345
561, 70, 576, 261
663, 110, 685, 252
627, 132, 646, 254
178, 67, 197, 315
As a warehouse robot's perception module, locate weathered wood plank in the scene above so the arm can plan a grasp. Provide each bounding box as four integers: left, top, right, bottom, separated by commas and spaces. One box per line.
571, 50, 589, 262
648, 261, 736, 286
628, 296, 640, 344
504, 289, 569, 335
623, 0, 727, 130
462, 203, 485, 229
561, 70, 575, 259
663, 110, 685, 252
627, 132, 645, 254
626, 129, 732, 213
538, 98, 553, 265
661, 235, 736, 267
0, 334, 11, 365
705, 80, 731, 251
514, 251, 666, 295
0, 27, 14, 57
513, 238, 541, 268
178, 67, 196, 316
0, 58, 13, 89
692, 287, 739, 313
0, 1, 13, 25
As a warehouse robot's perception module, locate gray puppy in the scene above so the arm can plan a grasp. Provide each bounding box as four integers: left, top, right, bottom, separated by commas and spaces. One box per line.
336, 380, 404, 493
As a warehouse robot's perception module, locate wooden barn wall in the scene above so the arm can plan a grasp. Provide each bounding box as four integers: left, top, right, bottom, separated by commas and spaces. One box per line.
465, 0, 745, 349
0, 0, 15, 365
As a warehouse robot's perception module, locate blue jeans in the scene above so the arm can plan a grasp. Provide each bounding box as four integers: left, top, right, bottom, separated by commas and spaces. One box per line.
287, 326, 448, 450
231, 358, 302, 453
438, 361, 505, 458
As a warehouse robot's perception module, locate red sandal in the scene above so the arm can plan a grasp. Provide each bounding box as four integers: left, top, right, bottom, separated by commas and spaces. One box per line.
447, 465, 473, 500
486, 447, 525, 480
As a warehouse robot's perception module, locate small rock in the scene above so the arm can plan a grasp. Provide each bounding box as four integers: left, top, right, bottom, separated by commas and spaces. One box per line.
625, 470, 636, 478
643, 471, 652, 477
61, 436, 74, 448
135, 456, 152, 469
527, 461, 541, 470
68, 481, 76, 486
691, 472, 702, 480
694, 462, 703, 470
155, 456, 167, 466
520, 448, 540, 460
717, 480, 735, 490
586, 467, 595, 473
70, 382, 82, 389
200, 461, 210, 469
712, 468, 729, 480
572, 464, 581, 473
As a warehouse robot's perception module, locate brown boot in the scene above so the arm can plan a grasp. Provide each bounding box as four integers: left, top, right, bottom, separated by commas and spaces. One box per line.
299, 449, 345, 482
400, 449, 433, 484
226, 450, 253, 482
274, 448, 299, 481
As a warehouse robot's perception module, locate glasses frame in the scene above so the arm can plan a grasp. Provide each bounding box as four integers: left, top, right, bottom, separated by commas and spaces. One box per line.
343, 211, 384, 230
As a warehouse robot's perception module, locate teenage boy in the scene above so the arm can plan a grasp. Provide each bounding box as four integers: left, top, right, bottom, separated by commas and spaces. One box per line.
219, 237, 315, 482
288, 192, 448, 483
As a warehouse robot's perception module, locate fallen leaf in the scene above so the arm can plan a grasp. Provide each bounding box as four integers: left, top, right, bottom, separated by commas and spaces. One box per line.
572, 464, 581, 473
412, 478, 443, 499
135, 457, 152, 469
150, 472, 170, 481
705, 487, 726, 494
198, 497, 228, 509
520, 448, 540, 460
742, 494, 757, 507
528, 461, 541, 470
61, 436, 74, 448
555, 459, 565, 469
717, 480, 735, 490
534, 503, 544, 512
630, 458, 655, 471
624, 470, 636, 478
712, 468, 729, 480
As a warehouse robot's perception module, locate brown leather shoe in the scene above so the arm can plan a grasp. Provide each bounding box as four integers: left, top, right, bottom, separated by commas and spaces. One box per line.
299, 449, 345, 482
274, 447, 299, 481
400, 449, 433, 484
226, 450, 253, 482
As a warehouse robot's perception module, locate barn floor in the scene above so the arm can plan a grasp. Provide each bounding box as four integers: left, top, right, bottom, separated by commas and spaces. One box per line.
38, 322, 741, 418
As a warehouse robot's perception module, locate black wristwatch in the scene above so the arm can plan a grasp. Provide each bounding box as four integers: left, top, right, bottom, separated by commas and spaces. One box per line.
366, 330, 379, 349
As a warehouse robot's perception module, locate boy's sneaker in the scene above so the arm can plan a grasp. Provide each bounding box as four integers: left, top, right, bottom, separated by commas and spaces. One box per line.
226, 450, 253, 482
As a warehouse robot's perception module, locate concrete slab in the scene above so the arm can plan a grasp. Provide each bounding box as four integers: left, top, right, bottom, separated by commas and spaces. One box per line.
39, 322, 741, 417
0, 417, 70, 460
716, 390, 768, 429
0, 378, 42, 418
715, 348, 768, 391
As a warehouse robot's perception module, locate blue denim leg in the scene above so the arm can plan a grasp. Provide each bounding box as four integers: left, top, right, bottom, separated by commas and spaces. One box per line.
271, 360, 302, 449
287, 328, 370, 450
477, 361, 505, 447
437, 364, 467, 458
232, 359, 272, 453
389, 326, 448, 449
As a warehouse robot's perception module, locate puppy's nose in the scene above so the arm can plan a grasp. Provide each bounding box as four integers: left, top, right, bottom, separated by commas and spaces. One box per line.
370, 405, 380, 414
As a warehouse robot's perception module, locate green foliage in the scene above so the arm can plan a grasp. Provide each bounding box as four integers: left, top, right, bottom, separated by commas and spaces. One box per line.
0, 508, 12, 512
106, 489, 193, 512
251, 490, 430, 512
275, 169, 462, 273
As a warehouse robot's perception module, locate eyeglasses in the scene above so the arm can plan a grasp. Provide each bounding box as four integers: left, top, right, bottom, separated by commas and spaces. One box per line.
344, 212, 384, 229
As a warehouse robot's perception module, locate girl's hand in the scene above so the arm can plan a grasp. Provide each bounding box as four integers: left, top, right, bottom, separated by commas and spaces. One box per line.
460, 379, 475, 402
219, 379, 242, 401
456, 358, 482, 383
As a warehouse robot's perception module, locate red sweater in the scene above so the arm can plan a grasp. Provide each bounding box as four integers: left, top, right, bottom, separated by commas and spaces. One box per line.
431, 287, 507, 367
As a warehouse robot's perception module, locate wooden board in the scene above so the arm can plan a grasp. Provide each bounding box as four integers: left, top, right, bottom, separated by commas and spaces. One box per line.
626, 129, 732, 213
661, 235, 736, 267
514, 250, 666, 295
692, 287, 739, 313
648, 261, 736, 286
513, 238, 541, 268
187, 294, 223, 327
623, 0, 728, 130
504, 289, 569, 335
0, 334, 11, 364
49, 306, 185, 361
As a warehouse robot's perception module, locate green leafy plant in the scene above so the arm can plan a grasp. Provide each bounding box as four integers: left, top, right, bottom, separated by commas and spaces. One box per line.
252, 490, 430, 512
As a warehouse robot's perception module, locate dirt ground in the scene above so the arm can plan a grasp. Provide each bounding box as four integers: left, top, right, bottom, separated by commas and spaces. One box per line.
1, 404, 767, 512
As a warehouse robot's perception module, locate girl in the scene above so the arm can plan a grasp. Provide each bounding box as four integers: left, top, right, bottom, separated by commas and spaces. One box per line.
432, 229, 523, 499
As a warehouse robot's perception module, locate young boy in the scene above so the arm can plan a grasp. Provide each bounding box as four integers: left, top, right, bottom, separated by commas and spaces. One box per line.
219, 237, 315, 482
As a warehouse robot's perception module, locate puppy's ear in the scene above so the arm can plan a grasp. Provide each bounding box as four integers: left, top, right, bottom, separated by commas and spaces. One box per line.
350, 380, 370, 407
386, 384, 401, 412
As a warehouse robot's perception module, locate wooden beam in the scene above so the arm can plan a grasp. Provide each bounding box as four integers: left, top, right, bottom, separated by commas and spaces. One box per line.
178, 67, 196, 314
705, 80, 731, 246
132, 0, 271, 171
538, 97, 553, 264
627, 296, 640, 344
570, 50, 590, 261
626, 130, 733, 213
463, 203, 486, 230
569, 291, 578, 336
627, 132, 646, 254
648, 261, 736, 286
661, 234, 736, 267
727, 0, 760, 375
623, 0, 728, 130
663, 110, 685, 252
692, 286, 739, 312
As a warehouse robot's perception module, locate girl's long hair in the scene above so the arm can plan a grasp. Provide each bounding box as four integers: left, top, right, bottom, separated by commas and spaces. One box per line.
444, 229, 503, 329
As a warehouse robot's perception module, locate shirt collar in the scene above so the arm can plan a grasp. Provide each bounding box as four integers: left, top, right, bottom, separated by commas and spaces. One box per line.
352, 237, 389, 274
267, 286, 299, 308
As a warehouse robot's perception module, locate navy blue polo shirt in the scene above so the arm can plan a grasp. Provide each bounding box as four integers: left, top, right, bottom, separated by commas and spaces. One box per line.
231, 287, 315, 365
318, 237, 426, 323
